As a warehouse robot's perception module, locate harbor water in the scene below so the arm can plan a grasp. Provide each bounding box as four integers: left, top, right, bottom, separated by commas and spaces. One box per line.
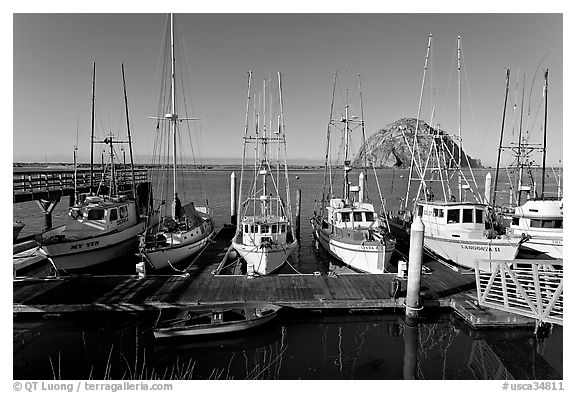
13, 168, 563, 379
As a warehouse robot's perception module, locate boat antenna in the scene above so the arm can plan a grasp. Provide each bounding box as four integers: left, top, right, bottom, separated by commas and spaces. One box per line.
74, 114, 79, 197
90, 62, 95, 195
541, 69, 549, 199
121, 62, 137, 205
491, 67, 511, 208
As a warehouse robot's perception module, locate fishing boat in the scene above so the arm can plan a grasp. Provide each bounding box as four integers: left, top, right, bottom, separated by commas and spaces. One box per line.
153, 302, 281, 339
231, 71, 297, 275
492, 69, 562, 259
139, 14, 215, 271
38, 63, 147, 271
388, 36, 521, 270
312, 72, 396, 274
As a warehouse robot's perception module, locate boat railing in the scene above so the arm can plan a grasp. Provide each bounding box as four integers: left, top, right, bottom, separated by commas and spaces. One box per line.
474, 259, 563, 326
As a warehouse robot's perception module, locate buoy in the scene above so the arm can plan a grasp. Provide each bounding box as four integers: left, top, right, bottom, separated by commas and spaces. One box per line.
295, 175, 299, 179
228, 250, 238, 259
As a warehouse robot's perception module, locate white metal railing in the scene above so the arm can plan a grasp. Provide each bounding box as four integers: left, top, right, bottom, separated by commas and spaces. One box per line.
475, 259, 563, 326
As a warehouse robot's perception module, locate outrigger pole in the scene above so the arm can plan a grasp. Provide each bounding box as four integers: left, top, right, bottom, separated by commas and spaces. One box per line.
90, 62, 95, 195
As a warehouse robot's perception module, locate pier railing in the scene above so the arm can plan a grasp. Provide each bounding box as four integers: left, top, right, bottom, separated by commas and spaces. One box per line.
474, 259, 563, 326
13, 168, 149, 203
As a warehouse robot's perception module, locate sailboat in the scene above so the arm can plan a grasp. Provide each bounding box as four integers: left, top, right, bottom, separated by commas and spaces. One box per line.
139, 14, 215, 270
388, 36, 521, 270
38, 63, 147, 271
493, 69, 562, 259
231, 71, 297, 275
312, 72, 396, 274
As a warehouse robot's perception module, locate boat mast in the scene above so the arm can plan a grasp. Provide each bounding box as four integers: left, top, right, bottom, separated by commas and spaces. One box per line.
491, 68, 511, 208
457, 36, 462, 201
541, 69, 548, 199
236, 71, 252, 235
169, 13, 178, 217
343, 89, 350, 202
404, 34, 432, 210
278, 71, 294, 233
322, 72, 337, 206
90, 62, 95, 195
358, 74, 367, 202
516, 74, 526, 204
261, 79, 268, 216
121, 62, 137, 202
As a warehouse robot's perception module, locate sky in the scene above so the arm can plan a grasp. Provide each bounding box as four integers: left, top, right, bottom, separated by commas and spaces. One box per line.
12, 10, 563, 168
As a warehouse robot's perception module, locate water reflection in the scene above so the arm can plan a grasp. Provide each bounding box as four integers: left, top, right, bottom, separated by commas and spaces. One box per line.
13, 311, 562, 380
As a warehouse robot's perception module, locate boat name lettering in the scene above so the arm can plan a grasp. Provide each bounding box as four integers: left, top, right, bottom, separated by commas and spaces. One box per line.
71, 240, 100, 250
361, 245, 377, 250
460, 244, 500, 252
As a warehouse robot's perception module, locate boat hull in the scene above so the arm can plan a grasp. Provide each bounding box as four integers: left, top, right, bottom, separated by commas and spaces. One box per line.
232, 241, 297, 275
312, 222, 394, 274
142, 224, 216, 270
423, 234, 519, 270
39, 222, 145, 271
518, 237, 563, 259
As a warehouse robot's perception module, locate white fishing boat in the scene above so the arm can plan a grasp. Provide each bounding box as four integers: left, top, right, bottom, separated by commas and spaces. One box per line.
38, 63, 147, 271
231, 71, 297, 275
492, 69, 562, 260
139, 14, 215, 271
153, 302, 281, 339
389, 36, 521, 270
312, 72, 396, 274
508, 199, 562, 259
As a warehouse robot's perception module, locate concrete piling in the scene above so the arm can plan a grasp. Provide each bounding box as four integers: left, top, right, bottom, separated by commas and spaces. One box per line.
36, 198, 60, 230
405, 215, 424, 320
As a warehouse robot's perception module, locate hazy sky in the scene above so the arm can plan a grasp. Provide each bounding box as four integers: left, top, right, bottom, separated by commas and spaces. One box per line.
13, 12, 562, 167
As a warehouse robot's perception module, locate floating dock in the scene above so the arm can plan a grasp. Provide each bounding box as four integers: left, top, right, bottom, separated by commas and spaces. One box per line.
13, 225, 538, 329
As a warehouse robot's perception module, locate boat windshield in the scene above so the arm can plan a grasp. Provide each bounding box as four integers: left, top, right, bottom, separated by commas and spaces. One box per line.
87, 209, 105, 220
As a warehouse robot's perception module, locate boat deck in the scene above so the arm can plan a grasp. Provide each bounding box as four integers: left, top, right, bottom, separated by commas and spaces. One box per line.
13, 225, 537, 329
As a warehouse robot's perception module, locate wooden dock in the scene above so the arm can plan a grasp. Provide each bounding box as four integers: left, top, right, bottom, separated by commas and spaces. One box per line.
12, 225, 539, 329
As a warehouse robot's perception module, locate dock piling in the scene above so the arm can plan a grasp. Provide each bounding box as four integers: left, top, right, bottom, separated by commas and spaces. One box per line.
295, 189, 301, 241
36, 198, 60, 230
230, 172, 237, 225
405, 215, 424, 320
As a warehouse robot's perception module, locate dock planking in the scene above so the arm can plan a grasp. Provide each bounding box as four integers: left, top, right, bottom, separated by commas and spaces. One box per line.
13, 225, 542, 328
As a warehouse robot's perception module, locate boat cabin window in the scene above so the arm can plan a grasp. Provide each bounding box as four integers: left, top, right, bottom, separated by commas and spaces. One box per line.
365, 212, 374, 222
433, 208, 444, 218
447, 209, 460, 224
109, 209, 118, 221
353, 212, 363, 222
531, 219, 563, 229
512, 217, 520, 226
119, 206, 128, 219
340, 212, 351, 222
87, 209, 104, 220
244, 224, 249, 233
280, 224, 286, 233
418, 205, 424, 217
475, 209, 484, 224
462, 209, 474, 223
260, 225, 269, 234
272, 224, 278, 234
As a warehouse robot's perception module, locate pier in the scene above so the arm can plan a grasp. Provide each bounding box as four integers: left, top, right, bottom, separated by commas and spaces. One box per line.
13, 225, 543, 330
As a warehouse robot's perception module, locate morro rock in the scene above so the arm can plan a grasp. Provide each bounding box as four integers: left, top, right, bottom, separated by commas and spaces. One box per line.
353, 118, 482, 168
